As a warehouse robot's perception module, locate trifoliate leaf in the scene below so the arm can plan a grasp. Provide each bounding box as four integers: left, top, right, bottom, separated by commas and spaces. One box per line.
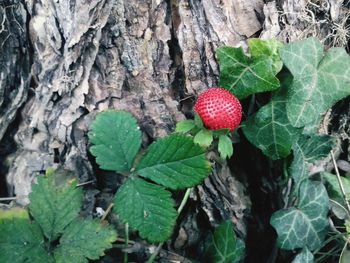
113, 177, 178, 243
0, 218, 54, 263
270, 180, 329, 251
290, 135, 333, 184
243, 89, 301, 160
136, 134, 211, 190
194, 129, 213, 147
204, 220, 245, 263
175, 120, 195, 133
218, 135, 234, 159
217, 42, 280, 99
89, 110, 142, 172
54, 218, 117, 263
248, 38, 284, 74
280, 37, 350, 127
292, 247, 314, 263
29, 169, 83, 241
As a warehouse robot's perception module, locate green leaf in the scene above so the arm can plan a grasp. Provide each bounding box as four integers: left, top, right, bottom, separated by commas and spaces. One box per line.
290, 135, 333, 183
248, 38, 284, 74
54, 218, 117, 263
136, 134, 211, 190
217, 44, 280, 99
340, 242, 350, 263
175, 120, 195, 133
194, 129, 213, 147
204, 220, 245, 263
242, 89, 301, 160
322, 172, 350, 203
218, 135, 234, 159
292, 247, 314, 263
113, 177, 178, 243
280, 37, 350, 127
270, 180, 329, 251
0, 218, 54, 263
29, 169, 83, 241
195, 113, 204, 129
88, 110, 142, 172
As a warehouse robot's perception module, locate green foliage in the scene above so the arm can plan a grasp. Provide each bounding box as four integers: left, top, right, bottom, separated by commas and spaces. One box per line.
290, 135, 334, 184
114, 177, 178, 243
322, 172, 350, 201
54, 219, 117, 263
0, 169, 117, 263
0, 218, 53, 263
194, 129, 213, 147
218, 135, 234, 160
176, 119, 196, 133
280, 37, 350, 127
88, 110, 142, 172
292, 248, 314, 263
217, 39, 282, 99
270, 180, 329, 251
204, 220, 245, 263
29, 169, 83, 241
136, 134, 211, 190
89, 111, 212, 244
242, 88, 301, 160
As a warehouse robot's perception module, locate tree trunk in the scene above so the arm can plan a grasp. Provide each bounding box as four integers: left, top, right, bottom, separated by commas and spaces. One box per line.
1, 0, 349, 262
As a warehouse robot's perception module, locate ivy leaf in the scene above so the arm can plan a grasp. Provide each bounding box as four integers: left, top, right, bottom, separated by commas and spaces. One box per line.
217, 41, 280, 99
242, 89, 301, 160
136, 134, 211, 190
280, 37, 350, 127
29, 169, 83, 241
248, 38, 284, 74
322, 172, 350, 203
54, 219, 117, 263
113, 177, 178, 243
89, 110, 142, 172
270, 180, 329, 251
175, 120, 195, 133
204, 220, 245, 263
292, 247, 314, 263
218, 135, 234, 159
0, 216, 54, 263
290, 135, 333, 184
194, 129, 213, 147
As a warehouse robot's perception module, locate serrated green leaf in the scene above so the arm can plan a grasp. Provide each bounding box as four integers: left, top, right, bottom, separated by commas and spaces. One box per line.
194, 129, 213, 147
29, 169, 83, 241
270, 180, 329, 251
54, 218, 117, 263
136, 134, 211, 190
218, 135, 234, 159
248, 38, 284, 74
292, 247, 314, 263
217, 44, 280, 99
280, 37, 350, 127
89, 110, 142, 172
0, 218, 54, 263
242, 89, 301, 160
204, 220, 245, 263
290, 135, 333, 183
322, 172, 350, 203
175, 120, 195, 133
113, 177, 178, 243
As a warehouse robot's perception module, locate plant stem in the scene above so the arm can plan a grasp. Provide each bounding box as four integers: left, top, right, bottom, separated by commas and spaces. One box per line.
124, 223, 129, 263
146, 188, 192, 263
331, 150, 350, 214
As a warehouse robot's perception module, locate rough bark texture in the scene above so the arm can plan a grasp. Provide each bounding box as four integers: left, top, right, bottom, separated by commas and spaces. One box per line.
1, 0, 349, 262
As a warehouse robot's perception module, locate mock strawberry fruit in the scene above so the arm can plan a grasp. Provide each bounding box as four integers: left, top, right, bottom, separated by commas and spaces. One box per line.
194, 88, 242, 131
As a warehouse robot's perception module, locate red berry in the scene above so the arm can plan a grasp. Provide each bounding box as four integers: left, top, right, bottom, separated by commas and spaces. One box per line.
194, 88, 242, 131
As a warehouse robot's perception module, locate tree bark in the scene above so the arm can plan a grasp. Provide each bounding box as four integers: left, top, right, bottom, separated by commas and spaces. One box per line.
1, 0, 349, 261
